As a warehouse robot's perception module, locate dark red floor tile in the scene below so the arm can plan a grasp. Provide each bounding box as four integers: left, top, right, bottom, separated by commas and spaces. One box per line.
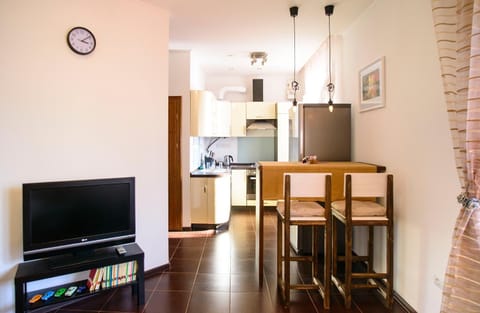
100, 285, 147, 312
168, 258, 200, 273
177, 237, 207, 248
171, 246, 204, 259
230, 258, 256, 273
230, 273, 262, 292
143, 290, 190, 313
194, 273, 230, 292
144, 275, 161, 291
230, 291, 273, 313
198, 258, 231, 274
156, 272, 196, 291
187, 290, 230, 313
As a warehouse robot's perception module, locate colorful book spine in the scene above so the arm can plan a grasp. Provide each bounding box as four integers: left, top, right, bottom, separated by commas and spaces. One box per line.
87, 261, 137, 291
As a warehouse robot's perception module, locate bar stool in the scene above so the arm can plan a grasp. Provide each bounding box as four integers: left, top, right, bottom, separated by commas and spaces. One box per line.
276, 173, 332, 309
331, 173, 394, 309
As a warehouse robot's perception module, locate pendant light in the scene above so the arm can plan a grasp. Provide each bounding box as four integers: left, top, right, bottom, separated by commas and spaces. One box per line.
325, 5, 334, 112
290, 6, 299, 106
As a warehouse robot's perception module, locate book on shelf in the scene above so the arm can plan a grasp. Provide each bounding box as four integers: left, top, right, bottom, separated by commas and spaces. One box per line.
92, 261, 137, 290
86, 267, 104, 291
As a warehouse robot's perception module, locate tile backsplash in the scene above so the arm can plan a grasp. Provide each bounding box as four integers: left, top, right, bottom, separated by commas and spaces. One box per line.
190, 136, 276, 170
237, 137, 276, 163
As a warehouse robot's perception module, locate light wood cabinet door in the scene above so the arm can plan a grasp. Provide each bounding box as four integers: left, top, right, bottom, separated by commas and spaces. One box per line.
246, 101, 276, 119
190, 175, 231, 225
231, 102, 246, 136
190, 90, 216, 137
211, 175, 231, 223
190, 91, 231, 137
190, 177, 209, 224
231, 170, 246, 206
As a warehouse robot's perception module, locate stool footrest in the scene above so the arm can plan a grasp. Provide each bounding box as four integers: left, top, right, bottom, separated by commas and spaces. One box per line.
352, 272, 388, 279
337, 255, 369, 262
352, 283, 379, 289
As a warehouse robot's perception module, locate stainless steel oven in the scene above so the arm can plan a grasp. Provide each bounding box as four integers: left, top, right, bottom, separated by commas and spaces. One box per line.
246, 169, 256, 200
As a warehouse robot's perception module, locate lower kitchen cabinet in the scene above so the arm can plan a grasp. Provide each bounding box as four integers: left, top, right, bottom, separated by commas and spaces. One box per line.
231, 169, 247, 206
190, 175, 231, 226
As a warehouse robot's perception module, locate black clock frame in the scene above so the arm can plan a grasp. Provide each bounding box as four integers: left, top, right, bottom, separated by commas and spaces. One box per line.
67, 26, 96, 55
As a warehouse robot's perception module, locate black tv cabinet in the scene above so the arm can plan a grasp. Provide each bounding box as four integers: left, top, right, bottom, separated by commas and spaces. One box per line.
14, 243, 144, 313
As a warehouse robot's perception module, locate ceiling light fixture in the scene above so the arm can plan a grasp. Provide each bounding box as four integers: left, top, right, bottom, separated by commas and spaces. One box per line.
325, 4, 335, 113
250, 51, 268, 67
290, 6, 299, 106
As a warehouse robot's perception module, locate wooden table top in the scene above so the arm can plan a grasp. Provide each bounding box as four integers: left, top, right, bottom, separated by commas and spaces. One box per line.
257, 161, 383, 201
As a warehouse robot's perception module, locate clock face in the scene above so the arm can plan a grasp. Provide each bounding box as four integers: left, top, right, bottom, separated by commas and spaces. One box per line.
67, 27, 96, 55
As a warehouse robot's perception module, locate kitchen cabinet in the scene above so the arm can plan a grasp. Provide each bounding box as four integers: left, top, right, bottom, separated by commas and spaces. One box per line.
246, 101, 276, 119
230, 102, 246, 136
190, 90, 231, 137
230, 169, 247, 206
276, 101, 291, 161
190, 175, 231, 225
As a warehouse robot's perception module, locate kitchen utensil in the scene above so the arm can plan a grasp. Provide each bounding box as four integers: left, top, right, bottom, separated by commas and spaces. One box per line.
224, 155, 234, 167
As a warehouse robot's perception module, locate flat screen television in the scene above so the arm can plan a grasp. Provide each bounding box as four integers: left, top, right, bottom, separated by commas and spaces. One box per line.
22, 177, 135, 262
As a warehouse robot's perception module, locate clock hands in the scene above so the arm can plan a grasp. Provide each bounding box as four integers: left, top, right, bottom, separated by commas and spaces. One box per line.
80, 35, 91, 44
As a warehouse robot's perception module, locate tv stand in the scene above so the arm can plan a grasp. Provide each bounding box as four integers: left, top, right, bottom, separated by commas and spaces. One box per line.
14, 243, 144, 313
47, 249, 113, 270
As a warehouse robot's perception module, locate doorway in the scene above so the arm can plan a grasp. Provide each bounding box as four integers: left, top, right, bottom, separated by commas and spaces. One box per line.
168, 96, 183, 231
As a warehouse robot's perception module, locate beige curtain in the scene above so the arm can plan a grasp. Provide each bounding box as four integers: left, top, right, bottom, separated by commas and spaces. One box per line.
432, 0, 480, 312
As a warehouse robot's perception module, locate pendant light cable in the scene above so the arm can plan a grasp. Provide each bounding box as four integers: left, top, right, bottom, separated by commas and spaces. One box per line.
290, 6, 299, 106
325, 5, 335, 112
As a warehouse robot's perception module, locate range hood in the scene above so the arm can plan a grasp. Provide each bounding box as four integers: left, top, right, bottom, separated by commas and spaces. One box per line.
246, 120, 276, 137
247, 121, 276, 130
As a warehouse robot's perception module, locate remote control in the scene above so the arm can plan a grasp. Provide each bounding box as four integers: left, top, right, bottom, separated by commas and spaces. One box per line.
116, 246, 127, 255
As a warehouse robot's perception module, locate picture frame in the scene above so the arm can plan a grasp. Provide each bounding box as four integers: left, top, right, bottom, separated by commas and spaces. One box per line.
359, 56, 385, 112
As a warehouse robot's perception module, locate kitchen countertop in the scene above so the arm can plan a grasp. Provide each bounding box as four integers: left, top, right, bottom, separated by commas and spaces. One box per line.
191, 162, 256, 177
190, 168, 231, 177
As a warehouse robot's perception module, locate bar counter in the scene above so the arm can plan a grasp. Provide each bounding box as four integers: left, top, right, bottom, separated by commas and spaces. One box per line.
255, 161, 385, 285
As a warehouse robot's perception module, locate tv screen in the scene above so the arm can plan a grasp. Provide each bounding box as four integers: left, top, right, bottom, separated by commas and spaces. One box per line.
22, 177, 135, 261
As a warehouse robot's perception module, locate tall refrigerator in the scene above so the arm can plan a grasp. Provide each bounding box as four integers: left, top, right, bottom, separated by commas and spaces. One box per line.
289, 103, 351, 255
289, 103, 351, 162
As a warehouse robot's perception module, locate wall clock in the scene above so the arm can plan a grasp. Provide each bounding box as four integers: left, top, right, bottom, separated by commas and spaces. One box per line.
67, 27, 96, 55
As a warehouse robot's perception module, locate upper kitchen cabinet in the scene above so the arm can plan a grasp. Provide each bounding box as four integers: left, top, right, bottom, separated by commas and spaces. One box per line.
190, 90, 231, 137
231, 102, 246, 136
246, 101, 277, 119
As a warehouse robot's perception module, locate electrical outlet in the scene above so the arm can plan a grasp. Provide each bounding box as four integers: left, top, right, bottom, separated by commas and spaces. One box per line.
434, 275, 444, 289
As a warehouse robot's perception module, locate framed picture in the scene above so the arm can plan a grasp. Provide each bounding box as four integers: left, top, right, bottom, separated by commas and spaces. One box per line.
359, 56, 385, 112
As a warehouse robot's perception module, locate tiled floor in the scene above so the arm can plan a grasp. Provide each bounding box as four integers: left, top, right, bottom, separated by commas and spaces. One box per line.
54, 208, 408, 313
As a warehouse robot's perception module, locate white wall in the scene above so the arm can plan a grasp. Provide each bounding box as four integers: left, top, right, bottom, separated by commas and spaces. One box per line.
0, 1, 170, 312
206, 73, 291, 102
190, 51, 206, 90
339, 0, 459, 311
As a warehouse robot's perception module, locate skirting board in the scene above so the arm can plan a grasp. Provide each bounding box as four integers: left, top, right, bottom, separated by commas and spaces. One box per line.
144, 263, 169, 278
393, 291, 417, 313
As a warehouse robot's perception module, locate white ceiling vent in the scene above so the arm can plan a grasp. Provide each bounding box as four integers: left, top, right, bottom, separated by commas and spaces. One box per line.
218, 86, 246, 100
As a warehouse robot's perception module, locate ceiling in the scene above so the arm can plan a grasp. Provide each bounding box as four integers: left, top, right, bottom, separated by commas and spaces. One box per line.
145, 0, 373, 76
